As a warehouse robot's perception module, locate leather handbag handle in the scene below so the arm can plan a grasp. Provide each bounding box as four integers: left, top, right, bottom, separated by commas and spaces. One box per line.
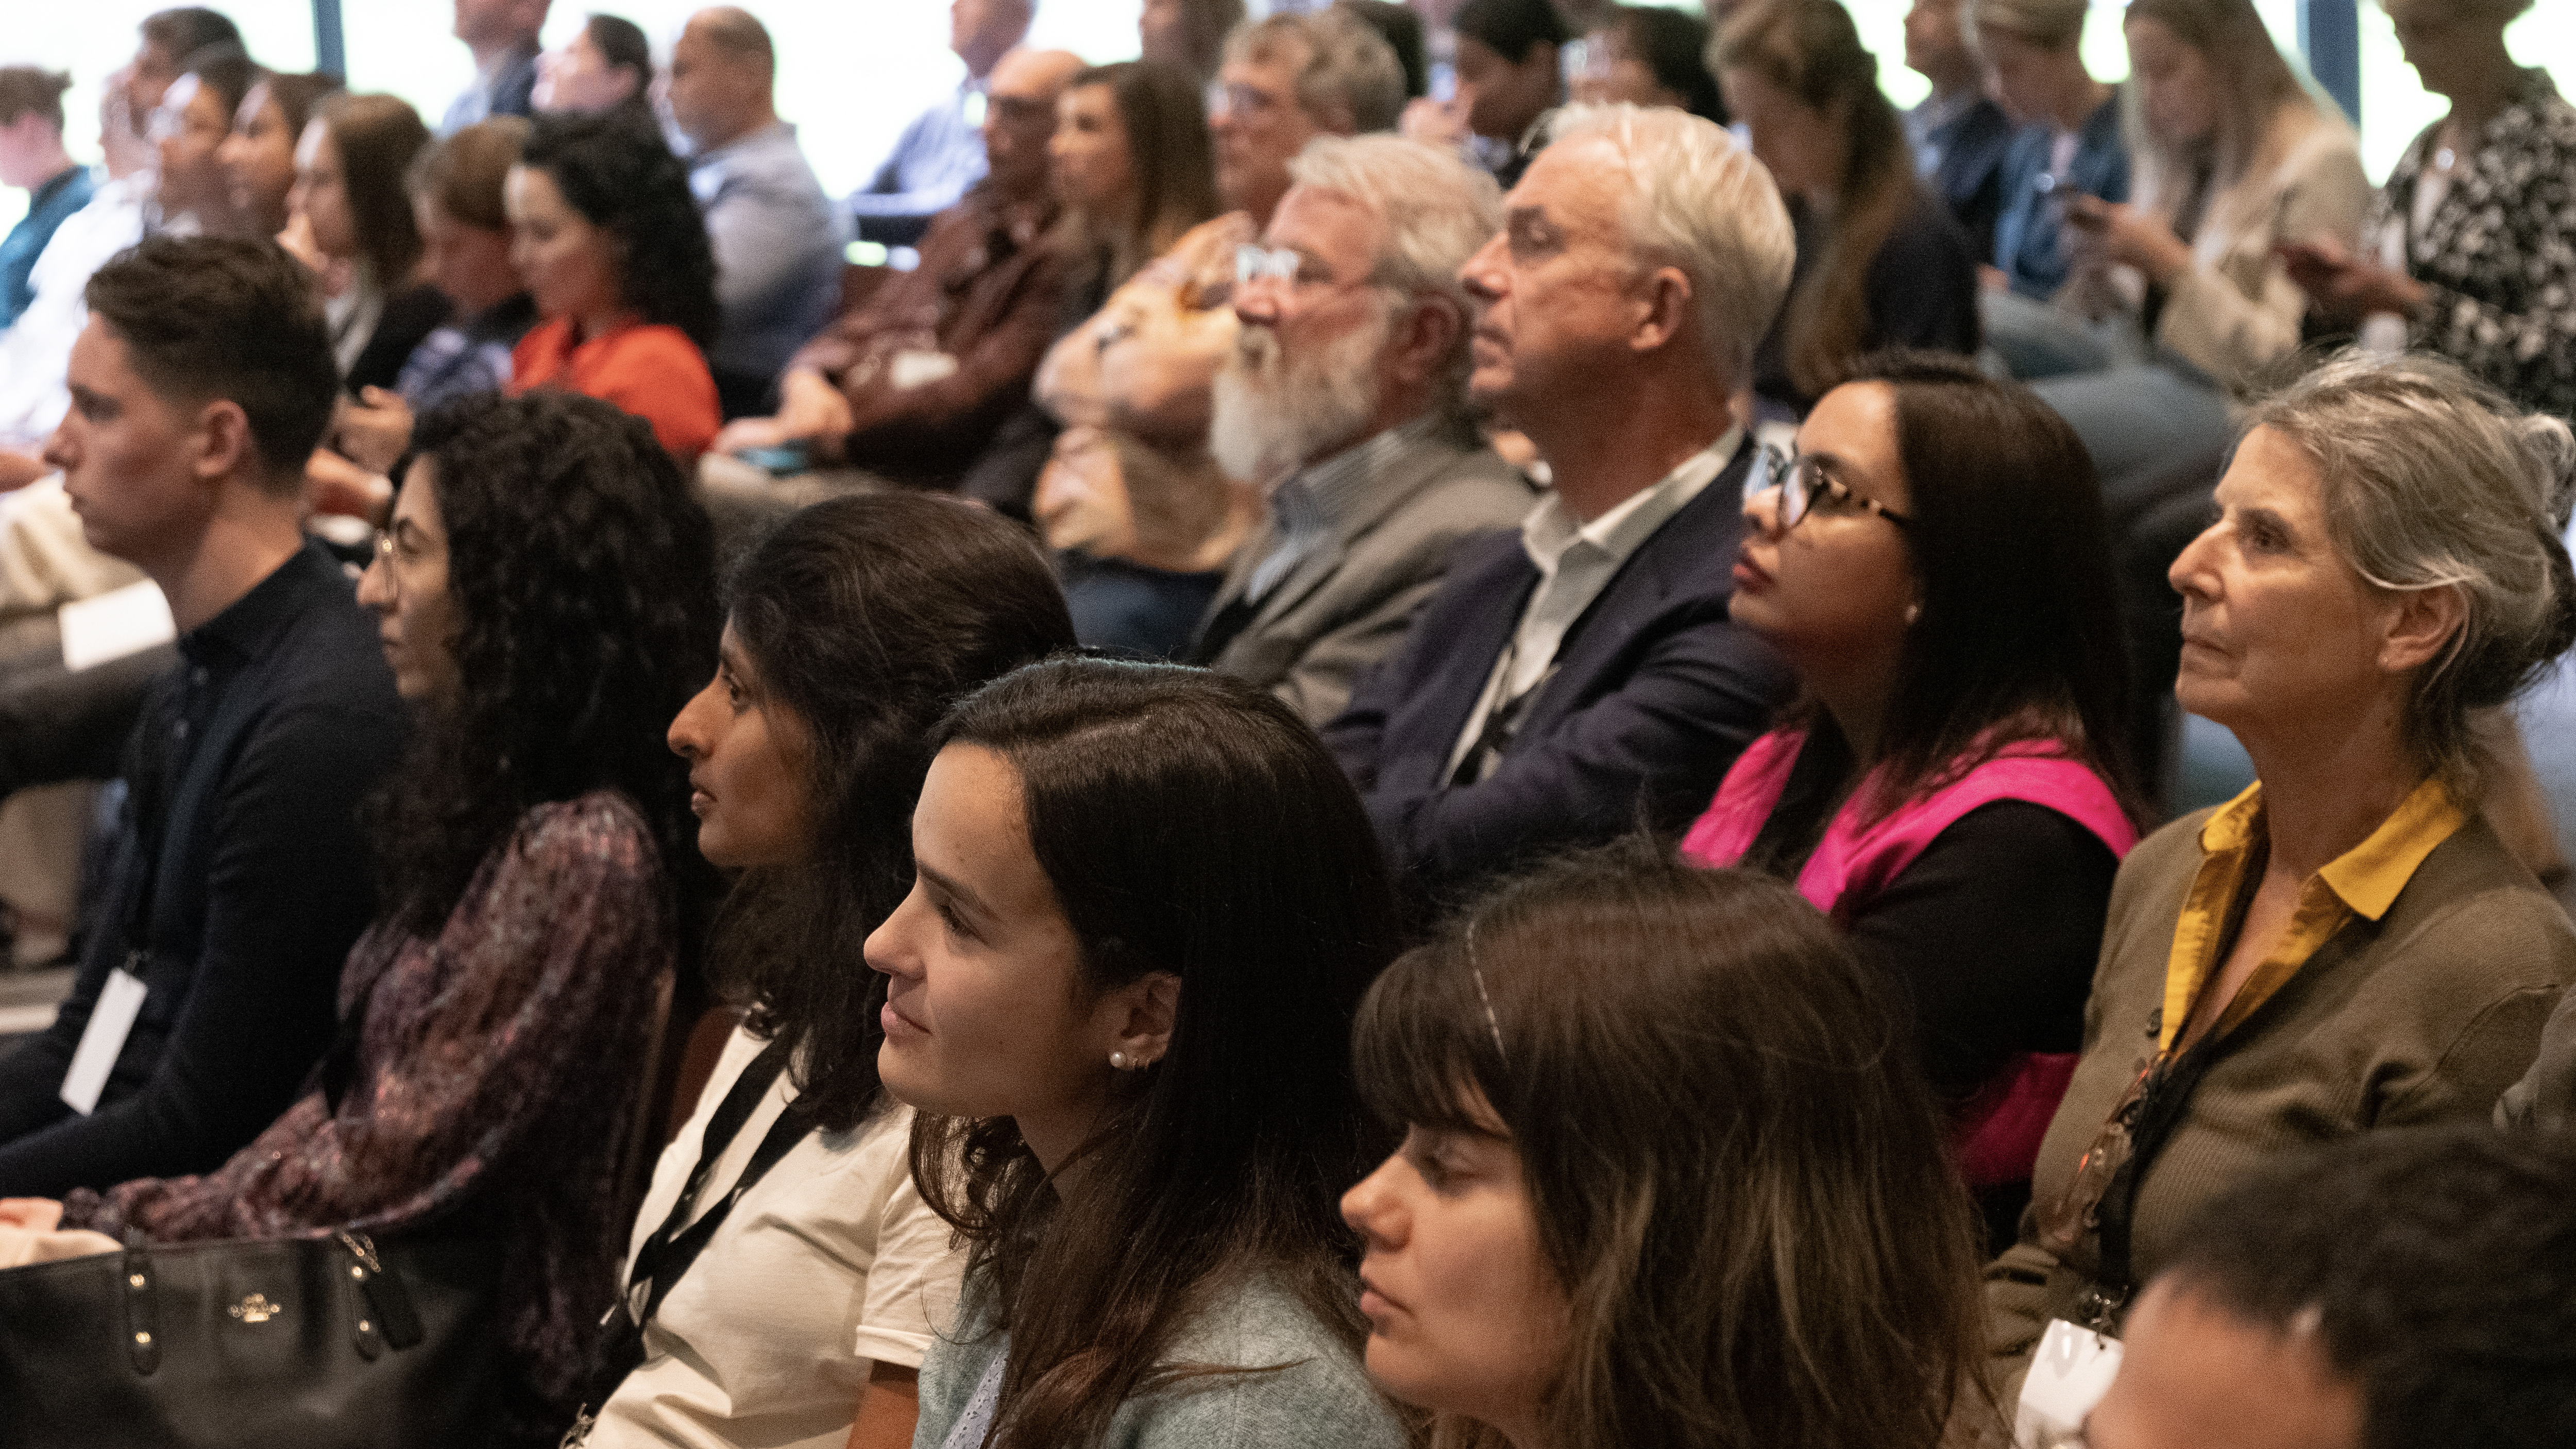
340, 1232, 426, 1353
118, 1238, 160, 1376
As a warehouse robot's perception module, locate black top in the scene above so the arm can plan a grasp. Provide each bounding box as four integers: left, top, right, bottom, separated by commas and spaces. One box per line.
0, 542, 407, 1195
1755, 192, 1984, 418
347, 282, 455, 398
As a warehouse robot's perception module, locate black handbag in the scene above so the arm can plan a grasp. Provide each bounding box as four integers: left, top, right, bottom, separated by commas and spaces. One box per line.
0, 1228, 503, 1448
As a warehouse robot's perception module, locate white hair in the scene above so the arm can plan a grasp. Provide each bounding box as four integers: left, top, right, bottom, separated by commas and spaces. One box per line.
1286, 133, 1501, 313
1541, 103, 1795, 388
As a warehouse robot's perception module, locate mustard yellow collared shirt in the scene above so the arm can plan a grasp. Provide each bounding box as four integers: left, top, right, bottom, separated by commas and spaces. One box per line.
2159, 777, 2466, 1054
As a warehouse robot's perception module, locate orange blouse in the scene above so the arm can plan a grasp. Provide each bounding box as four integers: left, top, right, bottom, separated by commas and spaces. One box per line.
510, 316, 721, 461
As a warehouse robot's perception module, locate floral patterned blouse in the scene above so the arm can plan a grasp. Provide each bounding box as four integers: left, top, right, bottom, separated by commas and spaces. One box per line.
2374, 68, 2576, 420
60, 792, 676, 1448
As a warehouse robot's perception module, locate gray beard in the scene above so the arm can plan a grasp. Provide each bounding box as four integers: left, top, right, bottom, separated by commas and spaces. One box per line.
1210, 308, 1392, 488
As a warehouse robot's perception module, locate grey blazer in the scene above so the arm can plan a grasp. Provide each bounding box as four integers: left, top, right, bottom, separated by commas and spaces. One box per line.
1193, 424, 1535, 727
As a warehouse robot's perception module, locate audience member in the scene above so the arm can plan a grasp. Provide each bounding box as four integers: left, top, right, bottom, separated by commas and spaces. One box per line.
2074, 1125, 2576, 1449
584, 495, 1072, 1449
0, 71, 93, 331
216, 70, 339, 240
875, 659, 1408, 1449
532, 12, 654, 120
125, 8, 243, 119
1337, 1, 1429, 103
711, 49, 1081, 492
850, 0, 1033, 248
5, 389, 717, 1449
1138, 0, 1247, 89
1442, 0, 1572, 190
1568, 5, 1727, 124
1681, 353, 2136, 1248
1718, 0, 1982, 421
1211, 10, 1407, 229
294, 94, 446, 393
444, 0, 550, 135
0, 238, 404, 1195
1052, 61, 1220, 311
1344, 848, 1990, 1449
507, 110, 723, 460
2283, 0, 2576, 423
1032, 214, 1260, 655
1192, 135, 1530, 723
1972, 0, 2129, 372
1324, 105, 1796, 906
1903, 0, 2013, 259
1982, 352, 2576, 1406
668, 7, 847, 419
399, 120, 538, 413
150, 47, 257, 238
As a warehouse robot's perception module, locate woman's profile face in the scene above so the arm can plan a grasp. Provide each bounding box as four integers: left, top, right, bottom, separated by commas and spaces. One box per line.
1719, 66, 1839, 201
154, 75, 233, 218
2167, 426, 2417, 741
505, 163, 621, 326
293, 120, 358, 261
355, 458, 462, 703
1341, 1110, 1569, 1436
1728, 381, 1920, 672
2126, 17, 2222, 150
415, 194, 520, 315
667, 623, 812, 870
218, 83, 298, 235
534, 26, 639, 115
866, 744, 1124, 1129
1975, 27, 2061, 128
1050, 81, 1137, 216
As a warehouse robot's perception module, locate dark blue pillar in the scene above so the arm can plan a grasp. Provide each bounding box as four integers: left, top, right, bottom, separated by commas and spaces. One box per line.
313, 0, 347, 79
2299, 0, 2363, 124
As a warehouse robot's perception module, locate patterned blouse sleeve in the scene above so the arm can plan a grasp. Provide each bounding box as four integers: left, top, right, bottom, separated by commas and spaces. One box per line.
64, 795, 672, 1244
2411, 100, 2576, 421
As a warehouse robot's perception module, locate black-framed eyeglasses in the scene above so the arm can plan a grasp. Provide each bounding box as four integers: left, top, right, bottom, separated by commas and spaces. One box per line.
1743, 447, 1913, 532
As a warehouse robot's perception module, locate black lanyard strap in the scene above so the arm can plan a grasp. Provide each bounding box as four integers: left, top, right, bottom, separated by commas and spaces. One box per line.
619, 1038, 807, 1329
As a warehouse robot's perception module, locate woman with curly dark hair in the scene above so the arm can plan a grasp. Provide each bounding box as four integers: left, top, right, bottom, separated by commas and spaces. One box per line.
507, 109, 723, 458
578, 495, 1075, 1449
13, 390, 720, 1448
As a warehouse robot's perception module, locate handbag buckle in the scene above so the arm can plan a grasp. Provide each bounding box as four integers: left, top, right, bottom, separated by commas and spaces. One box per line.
228, 1293, 281, 1325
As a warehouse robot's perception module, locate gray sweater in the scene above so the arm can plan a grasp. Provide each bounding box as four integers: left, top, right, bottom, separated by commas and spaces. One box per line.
916, 1276, 1408, 1449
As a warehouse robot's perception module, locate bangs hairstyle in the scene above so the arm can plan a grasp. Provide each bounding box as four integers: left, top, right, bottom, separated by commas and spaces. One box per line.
1791, 351, 2138, 829
716, 495, 1076, 1134
1353, 845, 1989, 1449
911, 658, 1401, 1449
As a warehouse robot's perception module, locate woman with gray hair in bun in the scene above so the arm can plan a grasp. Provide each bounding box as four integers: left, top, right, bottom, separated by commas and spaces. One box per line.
1983, 349, 2576, 1433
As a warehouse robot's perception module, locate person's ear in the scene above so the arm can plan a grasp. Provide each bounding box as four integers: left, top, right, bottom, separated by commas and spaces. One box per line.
1387, 296, 1463, 390
1629, 264, 1693, 355
190, 398, 257, 490
2378, 582, 2467, 677
1101, 970, 1181, 1071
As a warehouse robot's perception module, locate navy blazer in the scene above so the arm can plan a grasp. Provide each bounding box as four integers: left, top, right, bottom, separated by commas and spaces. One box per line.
1917, 94, 2018, 261
1993, 96, 2132, 299
1323, 440, 1794, 904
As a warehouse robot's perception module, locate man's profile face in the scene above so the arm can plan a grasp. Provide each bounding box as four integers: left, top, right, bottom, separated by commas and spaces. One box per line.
1216, 184, 1400, 483
47, 318, 213, 569
1454, 138, 1641, 422
1210, 47, 1327, 221
982, 54, 1070, 198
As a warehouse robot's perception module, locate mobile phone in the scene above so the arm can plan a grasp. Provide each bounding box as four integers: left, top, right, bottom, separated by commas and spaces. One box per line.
737, 444, 809, 476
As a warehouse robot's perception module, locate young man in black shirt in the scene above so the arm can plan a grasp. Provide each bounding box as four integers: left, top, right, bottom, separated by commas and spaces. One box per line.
0, 236, 405, 1194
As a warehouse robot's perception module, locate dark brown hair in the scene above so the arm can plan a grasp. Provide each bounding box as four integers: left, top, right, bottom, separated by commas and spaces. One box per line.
1715, 0, 1930, 402
910, 659, 1401, 1449
316, 92, 432, 288
0, 67, 73, 132
1063, 60, 1222, 291
84, 235, 338, 494
718, 495, 1077, 1133
1354, 844, 1991, 1449
409, 115, 529, 232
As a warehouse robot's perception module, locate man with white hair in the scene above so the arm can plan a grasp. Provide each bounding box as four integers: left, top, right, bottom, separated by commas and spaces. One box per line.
1324, 104, 1798, 904
1189, 135, 1533, 726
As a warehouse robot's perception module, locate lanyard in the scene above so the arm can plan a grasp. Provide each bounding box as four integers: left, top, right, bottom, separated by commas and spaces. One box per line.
616, 1039, 808, 1332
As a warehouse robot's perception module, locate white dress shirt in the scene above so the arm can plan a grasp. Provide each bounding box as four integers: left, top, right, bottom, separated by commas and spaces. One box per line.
1444, 432, 1738, 782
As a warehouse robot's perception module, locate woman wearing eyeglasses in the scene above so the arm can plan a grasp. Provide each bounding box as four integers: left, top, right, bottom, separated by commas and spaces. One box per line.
1681, 351, 2140, 1249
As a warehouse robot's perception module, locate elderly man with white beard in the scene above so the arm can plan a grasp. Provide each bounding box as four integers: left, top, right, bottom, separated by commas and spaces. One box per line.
1186, 134, 1535, 726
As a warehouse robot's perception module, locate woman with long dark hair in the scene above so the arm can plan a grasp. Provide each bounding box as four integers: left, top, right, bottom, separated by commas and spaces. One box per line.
216, 69, 340, 240
508, 110, 723, 459
1716, 0, 1981, 419
1049, 60, 1220, 306
290, 92, 446, 393
870, 660, 1409, 1449
578, 495, 1075, 1449
6, 390, 718, 1447
1342, 849, 1990, 1449
1682, 352, 2136, 1246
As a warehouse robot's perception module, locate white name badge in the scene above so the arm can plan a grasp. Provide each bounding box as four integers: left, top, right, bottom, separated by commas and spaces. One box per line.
59, 968, 149, 1116
2016, 1318, 2125, 1448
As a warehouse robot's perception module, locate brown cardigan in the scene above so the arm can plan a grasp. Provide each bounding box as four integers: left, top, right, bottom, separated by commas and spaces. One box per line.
1984, 806, 2574, 1394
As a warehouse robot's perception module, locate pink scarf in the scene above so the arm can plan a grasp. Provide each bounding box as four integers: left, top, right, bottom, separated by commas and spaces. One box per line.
1680, 730, 2137, 1186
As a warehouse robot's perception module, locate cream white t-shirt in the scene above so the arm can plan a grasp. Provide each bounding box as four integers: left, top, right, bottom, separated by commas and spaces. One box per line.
585, 1026, 967, 1449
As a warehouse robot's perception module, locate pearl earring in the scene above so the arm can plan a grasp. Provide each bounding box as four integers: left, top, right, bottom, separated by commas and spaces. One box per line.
1109, 1050, 1130, 1070
1905, 602, 1922, 625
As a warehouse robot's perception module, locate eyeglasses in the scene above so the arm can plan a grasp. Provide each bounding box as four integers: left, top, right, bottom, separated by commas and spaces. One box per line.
1743, 447, 1914, 532
1235, 244, 1317, 289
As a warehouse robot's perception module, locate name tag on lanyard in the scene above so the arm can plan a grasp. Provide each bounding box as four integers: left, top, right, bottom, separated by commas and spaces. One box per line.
59, 965, 150, 1116
2016, 1318, 2125, 1447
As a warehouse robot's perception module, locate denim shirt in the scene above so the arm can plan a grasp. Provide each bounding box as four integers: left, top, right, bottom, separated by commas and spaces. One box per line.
0, 165, 97, 329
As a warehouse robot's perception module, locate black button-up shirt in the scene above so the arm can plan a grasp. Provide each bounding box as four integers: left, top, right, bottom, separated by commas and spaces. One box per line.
0, 541, 406, 1195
